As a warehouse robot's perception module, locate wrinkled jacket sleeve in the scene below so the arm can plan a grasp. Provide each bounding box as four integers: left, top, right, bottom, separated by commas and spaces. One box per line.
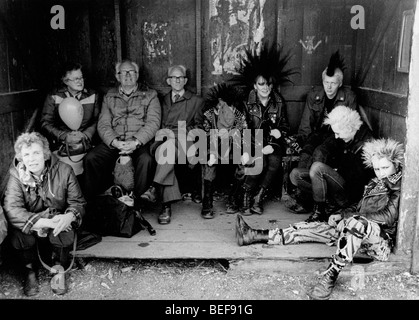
363, 179, 401, 227
3, 170, 41, 233
98, 94, 120, 146
64, 165, 86, 229
41, 94, 69, 142
296, 93, 315, 145
0, 205, 7, 244
81, 93, 100, 142
133, 91, 161, 145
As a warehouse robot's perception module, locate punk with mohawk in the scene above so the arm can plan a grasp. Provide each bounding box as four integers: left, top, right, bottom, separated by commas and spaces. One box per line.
231, 42, 295, 215
291, 49, 358, 179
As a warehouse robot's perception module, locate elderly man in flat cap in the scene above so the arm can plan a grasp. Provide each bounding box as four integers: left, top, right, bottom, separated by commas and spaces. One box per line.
141, 65, 204, 224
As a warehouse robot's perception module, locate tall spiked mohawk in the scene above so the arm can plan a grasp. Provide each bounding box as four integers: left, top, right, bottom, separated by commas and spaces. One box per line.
362, 138, 405, 169
205, 83, 244, 112
231, 42, 298, 94
325, 50, 346, 77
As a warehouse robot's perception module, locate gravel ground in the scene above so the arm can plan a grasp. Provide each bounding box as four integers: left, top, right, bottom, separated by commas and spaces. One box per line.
1, 258, 419, 301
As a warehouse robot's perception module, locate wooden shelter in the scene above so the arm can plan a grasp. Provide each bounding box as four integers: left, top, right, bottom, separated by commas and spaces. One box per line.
1, 0, 419, 272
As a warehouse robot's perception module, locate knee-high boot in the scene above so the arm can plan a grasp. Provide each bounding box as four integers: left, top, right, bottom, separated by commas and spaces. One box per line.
240, 185, 252, 216
250, 187, 267, 215
201, 180, 214, 219
235, 214, 269, 246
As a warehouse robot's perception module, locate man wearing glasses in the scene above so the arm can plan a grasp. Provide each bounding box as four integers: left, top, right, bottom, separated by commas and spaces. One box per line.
140, 65, 204, 224
41, 62, 100, 153
83, 59, 161, 207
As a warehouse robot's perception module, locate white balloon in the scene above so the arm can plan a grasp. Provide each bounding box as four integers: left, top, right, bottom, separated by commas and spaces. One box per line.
58, 97, 84, 130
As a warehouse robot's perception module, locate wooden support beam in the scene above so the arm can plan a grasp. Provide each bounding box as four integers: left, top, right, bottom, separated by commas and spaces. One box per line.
0, 89, 40, 115
195, 0, 202, 95
114, 0, 122, 62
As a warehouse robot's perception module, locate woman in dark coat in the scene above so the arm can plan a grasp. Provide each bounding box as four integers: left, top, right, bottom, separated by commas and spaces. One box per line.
3, 132, 86, 296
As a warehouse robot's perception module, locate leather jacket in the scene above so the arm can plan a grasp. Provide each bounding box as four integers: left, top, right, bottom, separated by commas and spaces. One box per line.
244, 89, 290, 152
297, 86, 357, 154
3, 154, 86, 234
342, 170, 402, 239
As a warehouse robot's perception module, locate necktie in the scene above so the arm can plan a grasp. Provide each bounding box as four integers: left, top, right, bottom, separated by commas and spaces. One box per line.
173, 94, 180, 103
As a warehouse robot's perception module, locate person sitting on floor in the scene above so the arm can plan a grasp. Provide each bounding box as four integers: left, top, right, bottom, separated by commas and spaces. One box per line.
140, 64, 204, 225
3, 132, 86, 296
201, 83, 247, 219
289, 105, 374, 223
235, 137, 404, 300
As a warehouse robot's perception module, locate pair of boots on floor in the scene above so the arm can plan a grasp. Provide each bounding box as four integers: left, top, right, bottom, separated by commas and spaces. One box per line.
235, 214, 346, 300
201, 181, 269, 218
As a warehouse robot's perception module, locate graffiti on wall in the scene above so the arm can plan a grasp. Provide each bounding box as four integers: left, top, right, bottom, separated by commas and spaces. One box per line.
210, 0, 266, 75
143, 22, 171, 61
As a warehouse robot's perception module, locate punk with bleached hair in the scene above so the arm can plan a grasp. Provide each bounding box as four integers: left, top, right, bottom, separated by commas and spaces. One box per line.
323, 105, 363, 133
362, 138, 404, 170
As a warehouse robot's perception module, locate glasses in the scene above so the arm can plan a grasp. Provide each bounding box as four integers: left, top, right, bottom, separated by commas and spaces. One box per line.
118, 70, 138, 76
256, 81, 272, 87
66, 77, 84, 83
169, 76, 185, 81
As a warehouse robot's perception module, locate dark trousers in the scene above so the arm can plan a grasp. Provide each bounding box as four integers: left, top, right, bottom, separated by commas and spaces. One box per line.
8, 228, 75, 268
83, 142, 155, 200
290, 161, 349, 206
244, 150, 282, 191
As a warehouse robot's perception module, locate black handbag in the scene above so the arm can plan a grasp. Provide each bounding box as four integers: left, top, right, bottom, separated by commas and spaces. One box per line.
85, 195, 155, 238
58, 139, 89, 163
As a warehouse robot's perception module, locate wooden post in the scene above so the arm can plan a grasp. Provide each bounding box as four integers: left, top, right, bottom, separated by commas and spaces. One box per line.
406, 0, 419, 274
195, 0, 202, 95
114, 0, 122, 62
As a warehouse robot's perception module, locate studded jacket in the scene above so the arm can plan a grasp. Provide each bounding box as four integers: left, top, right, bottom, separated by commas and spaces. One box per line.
341, 170, 402, 239
244, 89, 290, 152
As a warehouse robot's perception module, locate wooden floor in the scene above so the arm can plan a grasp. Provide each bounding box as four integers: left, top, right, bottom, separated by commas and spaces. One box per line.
75, 194, 337, 262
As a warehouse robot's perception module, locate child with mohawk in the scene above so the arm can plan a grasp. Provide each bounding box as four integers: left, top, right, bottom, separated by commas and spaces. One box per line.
235, 137, 404, 300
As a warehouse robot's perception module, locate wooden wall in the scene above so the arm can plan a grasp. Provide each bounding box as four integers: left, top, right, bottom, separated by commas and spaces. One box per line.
0, 0, 417, 259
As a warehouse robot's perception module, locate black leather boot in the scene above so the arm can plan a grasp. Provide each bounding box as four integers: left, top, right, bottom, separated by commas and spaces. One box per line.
240, 186, 252, 216
305, 202, 327, 222
23, 263, 39, 297
226, 181, 240, 214
250, 187, 267, 215
235, 214, 269, 246
201, 180, 214, 219
307, 257, 346, 300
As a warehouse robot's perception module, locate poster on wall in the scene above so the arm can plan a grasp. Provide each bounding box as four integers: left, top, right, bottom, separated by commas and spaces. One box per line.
209, 0, 266, 75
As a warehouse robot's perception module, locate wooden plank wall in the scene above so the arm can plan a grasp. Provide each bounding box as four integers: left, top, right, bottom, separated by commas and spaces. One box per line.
0, 0, 416, 259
